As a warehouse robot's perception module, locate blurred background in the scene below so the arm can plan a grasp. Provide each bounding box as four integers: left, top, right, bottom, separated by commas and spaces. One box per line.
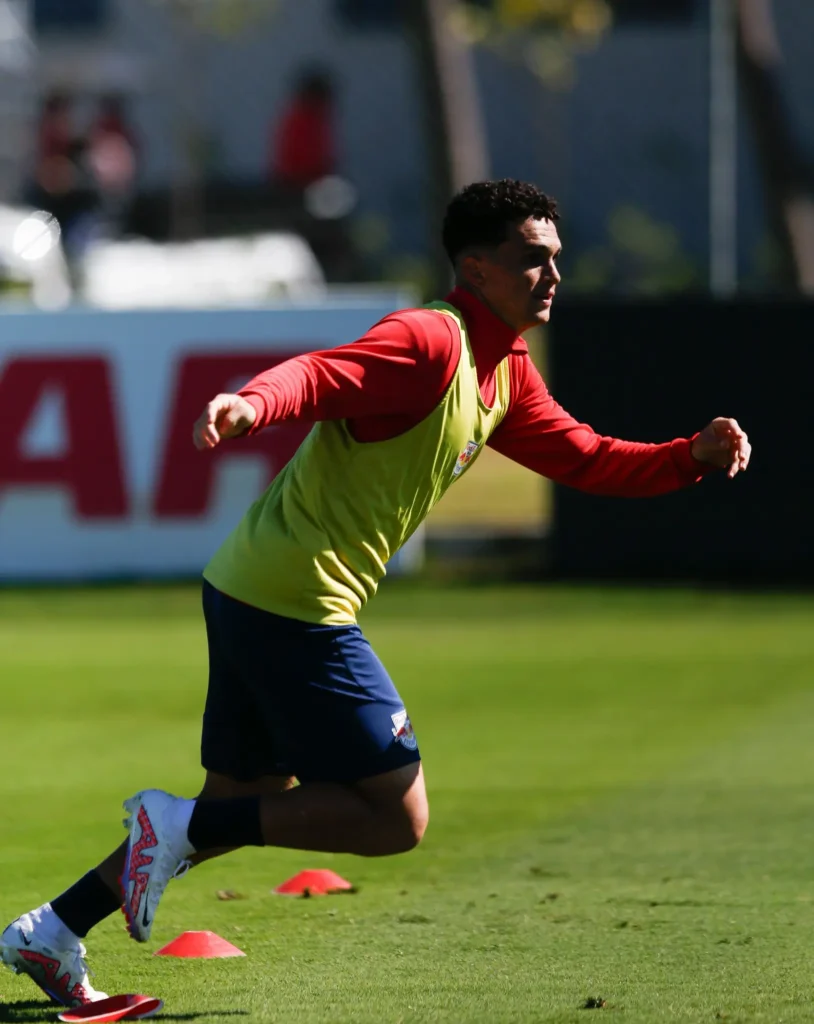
0, 0, 812, 586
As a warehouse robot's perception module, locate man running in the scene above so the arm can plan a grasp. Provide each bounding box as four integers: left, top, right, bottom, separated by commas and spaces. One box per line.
2, 180, 750, 1007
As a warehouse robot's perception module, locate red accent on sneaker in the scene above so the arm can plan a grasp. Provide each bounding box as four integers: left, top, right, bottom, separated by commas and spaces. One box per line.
127, 806, 158, 924
19, 948, 89, 1005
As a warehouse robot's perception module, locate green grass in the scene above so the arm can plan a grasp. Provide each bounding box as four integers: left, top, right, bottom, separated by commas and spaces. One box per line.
2, 583, 814, 1023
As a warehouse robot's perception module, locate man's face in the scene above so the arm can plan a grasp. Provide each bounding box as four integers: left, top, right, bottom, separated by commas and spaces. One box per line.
461, 217, 562, 333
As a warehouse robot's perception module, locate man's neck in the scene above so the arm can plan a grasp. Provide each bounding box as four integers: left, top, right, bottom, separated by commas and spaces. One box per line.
453, 281, 521, 335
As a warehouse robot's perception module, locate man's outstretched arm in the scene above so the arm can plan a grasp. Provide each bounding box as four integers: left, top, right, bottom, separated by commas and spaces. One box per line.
488, 355, 750, 497
191, 310, 458, 450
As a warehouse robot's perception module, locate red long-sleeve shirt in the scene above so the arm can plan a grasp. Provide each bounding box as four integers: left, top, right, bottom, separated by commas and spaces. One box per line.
239, 287, 711, 497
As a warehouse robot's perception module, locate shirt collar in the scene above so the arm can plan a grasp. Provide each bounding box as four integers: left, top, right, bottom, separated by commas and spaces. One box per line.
445, 286, 528, 356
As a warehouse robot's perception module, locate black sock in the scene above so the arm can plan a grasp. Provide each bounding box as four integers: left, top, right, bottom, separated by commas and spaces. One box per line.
187, 796, 264, 852
51, 871, 122, 939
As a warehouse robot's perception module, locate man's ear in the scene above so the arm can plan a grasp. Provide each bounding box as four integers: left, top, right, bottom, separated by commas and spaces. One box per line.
459, 252, 486, 289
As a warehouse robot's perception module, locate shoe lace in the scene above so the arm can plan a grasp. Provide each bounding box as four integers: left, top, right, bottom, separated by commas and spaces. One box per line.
148, 853, 192, 909
2, 944, 23, 974
69, 943, 100, 987
172, 859, 192, 880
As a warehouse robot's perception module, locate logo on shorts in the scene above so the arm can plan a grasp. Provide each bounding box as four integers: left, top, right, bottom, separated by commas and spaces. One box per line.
391, 709, 418, 751
453, 440, 479, 478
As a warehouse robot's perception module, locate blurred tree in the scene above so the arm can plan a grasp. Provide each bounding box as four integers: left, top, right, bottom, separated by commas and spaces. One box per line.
404, 0, 489, 296
150, 0, 277, 36
569, 205, 701, 295
148, 0, 280, 239
403, 0, 619, 296
451, 0, 612, 93
459, 0, 694, 27
736, 0, 814, 293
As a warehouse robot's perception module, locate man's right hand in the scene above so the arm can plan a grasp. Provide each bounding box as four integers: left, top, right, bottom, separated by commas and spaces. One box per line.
192, 393, 257, 450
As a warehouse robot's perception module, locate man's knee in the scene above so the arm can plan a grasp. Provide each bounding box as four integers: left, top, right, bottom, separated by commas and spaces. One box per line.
396, 803, 429, 852
370, 801, 429, 856
354, 761, 428, 856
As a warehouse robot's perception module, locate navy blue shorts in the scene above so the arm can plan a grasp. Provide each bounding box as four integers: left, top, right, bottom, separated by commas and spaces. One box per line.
200, 581, 421, 784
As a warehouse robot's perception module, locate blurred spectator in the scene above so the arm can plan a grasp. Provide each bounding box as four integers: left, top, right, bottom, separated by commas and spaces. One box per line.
33, 90, 76, 196
46, 138, 101, 268
269, 68, 337, 190
26, 92, 101, 272
87, 93, 140, 234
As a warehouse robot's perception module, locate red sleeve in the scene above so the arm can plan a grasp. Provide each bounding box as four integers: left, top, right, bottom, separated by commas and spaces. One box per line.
487, 354, 715, 497
237, 309, 457, 432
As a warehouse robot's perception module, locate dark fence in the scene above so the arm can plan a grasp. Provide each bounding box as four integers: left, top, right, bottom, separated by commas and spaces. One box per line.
548, 301, 812, 584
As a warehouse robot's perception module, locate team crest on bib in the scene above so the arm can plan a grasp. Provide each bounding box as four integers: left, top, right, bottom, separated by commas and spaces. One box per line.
453, 440, 479, 478
391, 709, 418, 751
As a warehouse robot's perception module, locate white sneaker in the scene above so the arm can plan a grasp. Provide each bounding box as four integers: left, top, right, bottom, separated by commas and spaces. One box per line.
121, 789, 194, 943
1, 911, 108, 1007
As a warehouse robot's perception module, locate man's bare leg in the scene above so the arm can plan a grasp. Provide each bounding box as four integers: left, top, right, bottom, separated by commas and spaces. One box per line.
177, 762, 427, 863
256, 762, 428, 856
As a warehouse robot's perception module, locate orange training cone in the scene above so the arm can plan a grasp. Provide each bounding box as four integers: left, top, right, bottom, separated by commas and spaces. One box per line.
58, 995, 163, 1022
153, 930, 245, 958
274, 869, 354, 896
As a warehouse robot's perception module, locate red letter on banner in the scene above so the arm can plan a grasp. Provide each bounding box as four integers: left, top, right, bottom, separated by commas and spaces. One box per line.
0, 356, 128, 517
154, 353, 311, 517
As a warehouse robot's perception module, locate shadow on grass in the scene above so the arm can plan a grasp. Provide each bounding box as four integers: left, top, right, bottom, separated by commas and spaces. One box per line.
0, 1003, 248, 1023
0, 1000, 54, 1023
0, 1001, 55, 1023
159, 1016, 249, 1021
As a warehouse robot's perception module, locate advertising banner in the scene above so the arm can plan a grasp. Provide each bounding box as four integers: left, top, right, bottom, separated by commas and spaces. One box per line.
0, 300, 422, 579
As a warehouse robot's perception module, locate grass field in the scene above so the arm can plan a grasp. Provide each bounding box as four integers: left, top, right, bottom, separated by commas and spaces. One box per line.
2, 582, 814, 1023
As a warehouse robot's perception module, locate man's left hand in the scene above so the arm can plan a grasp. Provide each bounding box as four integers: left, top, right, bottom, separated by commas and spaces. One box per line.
691, 417, 751, 479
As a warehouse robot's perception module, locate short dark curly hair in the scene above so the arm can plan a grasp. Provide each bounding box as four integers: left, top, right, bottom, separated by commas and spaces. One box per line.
442, 179, 559, 265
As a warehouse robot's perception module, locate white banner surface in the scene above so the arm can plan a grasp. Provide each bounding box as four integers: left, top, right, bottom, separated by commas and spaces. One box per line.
0, 300, 420, 579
